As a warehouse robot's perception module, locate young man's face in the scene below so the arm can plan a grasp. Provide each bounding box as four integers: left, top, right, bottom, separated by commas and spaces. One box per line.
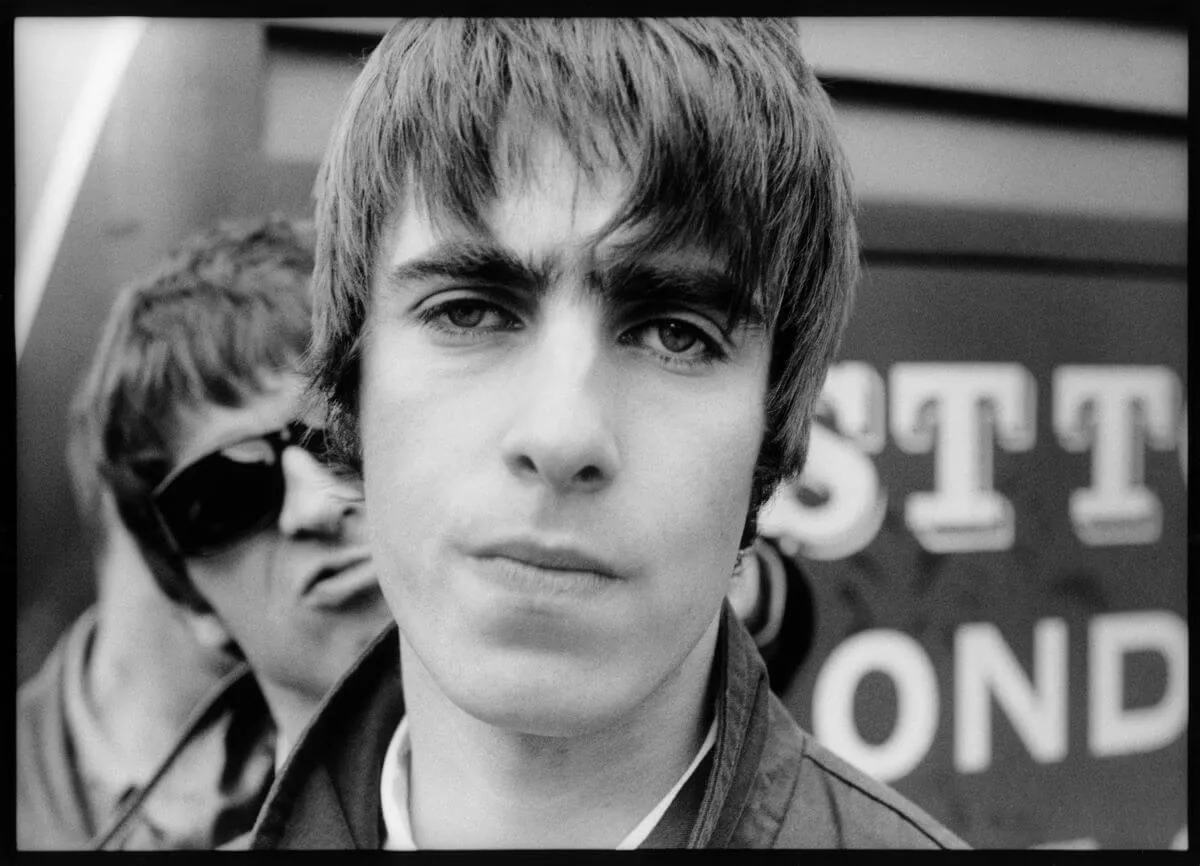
175, 373, 393, 706
360, 129, 771, 735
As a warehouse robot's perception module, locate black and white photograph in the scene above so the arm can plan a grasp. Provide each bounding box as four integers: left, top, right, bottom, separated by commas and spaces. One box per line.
14, 16, 1187, 851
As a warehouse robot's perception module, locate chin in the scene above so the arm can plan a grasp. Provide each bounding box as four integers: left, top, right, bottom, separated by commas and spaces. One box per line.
446, 661, 638, 739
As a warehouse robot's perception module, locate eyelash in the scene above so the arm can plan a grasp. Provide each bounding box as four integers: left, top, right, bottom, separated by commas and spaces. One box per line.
415, 298, 521, 337
416, 297, 727, 369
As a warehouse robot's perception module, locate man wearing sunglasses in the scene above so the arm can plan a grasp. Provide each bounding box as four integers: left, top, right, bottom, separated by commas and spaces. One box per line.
250, 20, 964, 850
18, 216, 394, 849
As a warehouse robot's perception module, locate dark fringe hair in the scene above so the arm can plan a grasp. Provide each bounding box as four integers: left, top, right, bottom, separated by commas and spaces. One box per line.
68, 215, 315, 610
309, 19, 859, 534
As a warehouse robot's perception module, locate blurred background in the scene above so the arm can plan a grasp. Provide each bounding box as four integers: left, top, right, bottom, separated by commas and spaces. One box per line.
15, 17, 1187, 849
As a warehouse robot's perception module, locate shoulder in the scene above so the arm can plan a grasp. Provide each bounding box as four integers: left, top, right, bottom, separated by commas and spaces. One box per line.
18, 610, 95, 765
17, 657, 63, 744
735, 694, 968, 849
17, 613, 95, 849
18, 611, 91, 717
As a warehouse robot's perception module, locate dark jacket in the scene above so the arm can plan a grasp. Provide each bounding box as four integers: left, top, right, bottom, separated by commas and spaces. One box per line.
17, 609, 275, 850
250, 603, 967, 849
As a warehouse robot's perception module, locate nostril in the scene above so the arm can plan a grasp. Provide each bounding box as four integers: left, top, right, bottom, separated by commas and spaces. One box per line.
576, 465, 602, 484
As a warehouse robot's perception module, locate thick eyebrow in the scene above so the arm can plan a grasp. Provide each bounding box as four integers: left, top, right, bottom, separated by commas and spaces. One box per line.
590, 256, 760, 329
383, 240, 545, 294
381, 239, 762, 328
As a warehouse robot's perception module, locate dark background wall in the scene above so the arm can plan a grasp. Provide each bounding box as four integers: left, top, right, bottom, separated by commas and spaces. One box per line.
14, 17, 1187, 850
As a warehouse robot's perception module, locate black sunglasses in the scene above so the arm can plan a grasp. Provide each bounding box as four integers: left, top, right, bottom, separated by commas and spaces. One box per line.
152, 421, 329, 558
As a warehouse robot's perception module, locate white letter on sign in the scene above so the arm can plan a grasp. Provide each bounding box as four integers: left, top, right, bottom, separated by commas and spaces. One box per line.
891, 363, 1037, 552
955, 619, 1068, 773
758, 362, 886, 560
820, 362, 888, 453
1054, 366, 1180, 546
1089, 610, 1188, 758
812, 629, 938, 783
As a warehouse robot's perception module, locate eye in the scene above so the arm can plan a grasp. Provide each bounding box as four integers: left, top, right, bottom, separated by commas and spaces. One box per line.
418, 297, 521, 334
654, 321, 701, 354
629, 318, 721, 362
446, 302, 488, 328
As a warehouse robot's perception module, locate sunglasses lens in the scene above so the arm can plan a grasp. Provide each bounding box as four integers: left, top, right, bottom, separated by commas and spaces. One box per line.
155, 450, 285, 556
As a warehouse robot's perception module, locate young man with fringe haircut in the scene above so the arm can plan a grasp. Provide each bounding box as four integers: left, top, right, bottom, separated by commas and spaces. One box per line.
251, 20, 967, 849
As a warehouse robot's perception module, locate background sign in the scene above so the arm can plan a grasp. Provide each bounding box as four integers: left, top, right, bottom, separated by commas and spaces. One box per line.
766, 247, 1187, 849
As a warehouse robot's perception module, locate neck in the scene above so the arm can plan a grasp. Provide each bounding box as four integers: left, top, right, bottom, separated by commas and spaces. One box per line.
400, 611, 721, 849
253, 678, 322, 769
87, 534, 237, 777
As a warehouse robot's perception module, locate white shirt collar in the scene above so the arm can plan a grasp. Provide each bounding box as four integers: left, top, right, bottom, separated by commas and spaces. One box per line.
380, 715, 717, 850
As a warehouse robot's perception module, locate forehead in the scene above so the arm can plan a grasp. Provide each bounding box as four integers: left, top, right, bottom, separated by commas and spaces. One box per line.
169, 372, 305, 468
387, 130, 628, 266
369, 124, 770, 333
494, 131, 627, 252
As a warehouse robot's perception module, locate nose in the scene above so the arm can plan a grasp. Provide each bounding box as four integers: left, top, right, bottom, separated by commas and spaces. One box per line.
500, 303, 620, 494
276, 446, 360, 538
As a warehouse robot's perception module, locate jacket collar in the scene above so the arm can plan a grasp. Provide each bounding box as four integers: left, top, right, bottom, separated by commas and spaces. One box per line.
250, 623, 402, 849
251, 602, 770, 849
689, 602, 772, 847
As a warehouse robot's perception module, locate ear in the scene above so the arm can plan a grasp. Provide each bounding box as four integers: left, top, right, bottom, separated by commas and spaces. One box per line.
727, 544, 762, 625
180, 606, 239, 657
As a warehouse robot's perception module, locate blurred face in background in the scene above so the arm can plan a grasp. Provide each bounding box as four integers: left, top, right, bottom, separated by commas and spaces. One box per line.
166, 372, 392, 708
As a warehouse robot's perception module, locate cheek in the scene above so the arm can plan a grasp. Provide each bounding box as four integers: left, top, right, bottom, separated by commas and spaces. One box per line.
637, 373, 765, 527
189, 548, 266, 611
359, 323, 503, 511
186, 545, 290, 654
629, 391, 766, 614
359, 340, 457, 603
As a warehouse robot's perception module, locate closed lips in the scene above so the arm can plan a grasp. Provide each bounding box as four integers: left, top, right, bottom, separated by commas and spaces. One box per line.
303, 555, 373, 594
474, 541, 623, 579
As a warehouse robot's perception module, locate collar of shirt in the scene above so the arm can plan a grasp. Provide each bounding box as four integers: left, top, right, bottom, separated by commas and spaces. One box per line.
60, 611, 142, 825
63, 616, 276, 849
380, 715, 718, 850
